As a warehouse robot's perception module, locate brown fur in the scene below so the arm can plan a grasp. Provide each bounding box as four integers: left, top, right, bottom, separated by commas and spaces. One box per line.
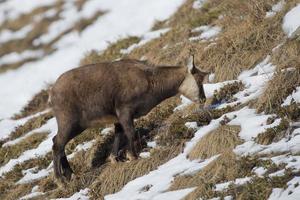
50, 59, 206, 183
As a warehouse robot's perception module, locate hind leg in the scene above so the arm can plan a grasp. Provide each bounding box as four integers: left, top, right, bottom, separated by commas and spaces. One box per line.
109, 123, 126, 163
52, 119, 83, 183
117, 110, 138, 161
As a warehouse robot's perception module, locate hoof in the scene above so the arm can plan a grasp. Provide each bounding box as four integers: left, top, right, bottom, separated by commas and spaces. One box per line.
108, 154, 118, 164
54, 176, 67, 188
126, 152, 138, 161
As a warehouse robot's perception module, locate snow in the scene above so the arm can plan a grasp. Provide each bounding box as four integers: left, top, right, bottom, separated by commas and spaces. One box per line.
139, 152, 151, 158
0, 118, 57, 176
152, 188, 196, 200
268, 177, 300, 200
16, 139, 95, 184
271, 154, 300, 172
282, 4, 300, 38
173, 95, 193, 111
189, 25, 221, 41
269, 169, 285, 177
224, 196, 233, 200
120, 28, 170, 54
1, 0, 300, 199
105, 149, 217, 200
216, 55, 276, 109
235, 127, 300, 156
229, 107, 280, 141
238, 56, 274, 79
33, 0, 105, 46
17, 167, 50, 184
55, 188, 90, 200
147, 141, 157, 148
0, 50, 44, 66
105, 154, 217, 199
282, 86, 300, 106
208, 73, 215, 83
0, 110, 49, 140
19, 186, 44, 200
203, 80, 235, 99
253, 166, 267, 177
0, 0, 186, 119
265, 1, 285, 18
185, 122, 198, 129
0, 0, 55, 23
0, 25, 33, 43
101, 127, 114, 135
105, 107, 231, 199
215, 177, 252, 191
192, 0, 207, 9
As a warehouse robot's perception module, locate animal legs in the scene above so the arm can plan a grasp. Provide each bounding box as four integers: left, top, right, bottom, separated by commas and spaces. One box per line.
118, 113, 137, 161
52, 122, 82, 184
109, 123, 125, 163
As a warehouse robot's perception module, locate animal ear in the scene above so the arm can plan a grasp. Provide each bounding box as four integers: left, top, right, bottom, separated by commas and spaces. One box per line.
187, 55, 196, 73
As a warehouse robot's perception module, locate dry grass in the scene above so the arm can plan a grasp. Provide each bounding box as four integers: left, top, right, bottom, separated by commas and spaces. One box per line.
38, 145, 180, 199
227, 169, 295, 200
256, 67, 300, 114
0, 0, 105, 74
65, 128, 103, 155
86, 133, 114, 168
0, 4, 62, 67
188, 125, 242, 160
75, 11, 105, 32
0, 132, 48, 166
278, 102, 300, 121
9, 111, 53, 140
255, 118, 289, 145
1, 0, 299, 199
170, 151, 256, 200
156, 103, 237, 147
211, 81, 244, 104
125, 0, 289, 83
0, 4, 57, 31
0, 181, 34, 200
0, 152, 52, 199
89, 145, 181, 200
79, 37, 140, 65
13, 89, 51, 120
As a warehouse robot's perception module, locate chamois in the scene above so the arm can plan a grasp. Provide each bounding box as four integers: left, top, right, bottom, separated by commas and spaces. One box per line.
50, 57, 207, 182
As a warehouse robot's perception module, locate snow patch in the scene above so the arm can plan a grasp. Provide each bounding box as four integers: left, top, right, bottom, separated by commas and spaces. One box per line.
268, 177, 300, 200
174, 95, 193, 111
54, 188, 90, 200
265, 1, 285, 18
189, 25, 221, 41
192, 0, 207, 9
282, 4, 300, 38
282, 87, 300, 106
120, 28, 170, 54
19, 186, 44, 200
0, 50, 44, 66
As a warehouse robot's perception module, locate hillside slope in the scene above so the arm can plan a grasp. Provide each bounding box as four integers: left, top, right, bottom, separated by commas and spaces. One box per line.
0, 0, 300, 199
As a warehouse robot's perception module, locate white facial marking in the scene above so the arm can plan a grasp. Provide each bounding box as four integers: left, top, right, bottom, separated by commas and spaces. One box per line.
179, 73, 199, 102
187, 56, 194, 73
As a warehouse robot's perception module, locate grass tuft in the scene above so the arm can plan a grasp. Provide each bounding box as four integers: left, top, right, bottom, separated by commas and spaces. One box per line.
188, 125, 242, 160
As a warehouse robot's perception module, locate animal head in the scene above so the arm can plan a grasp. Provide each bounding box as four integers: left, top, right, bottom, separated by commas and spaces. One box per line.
179, 55, 208, 102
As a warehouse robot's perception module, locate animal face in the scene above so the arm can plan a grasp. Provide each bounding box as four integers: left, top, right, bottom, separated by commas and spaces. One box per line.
179, 73, 200, 102
179, 56, 207, 102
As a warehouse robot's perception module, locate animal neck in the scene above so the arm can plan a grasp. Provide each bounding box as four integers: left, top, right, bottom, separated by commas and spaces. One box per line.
149, 66, 186, 103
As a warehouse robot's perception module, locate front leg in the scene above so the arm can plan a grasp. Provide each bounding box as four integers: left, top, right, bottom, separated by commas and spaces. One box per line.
109, 123, 123, 163
117, 109, 138, 161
